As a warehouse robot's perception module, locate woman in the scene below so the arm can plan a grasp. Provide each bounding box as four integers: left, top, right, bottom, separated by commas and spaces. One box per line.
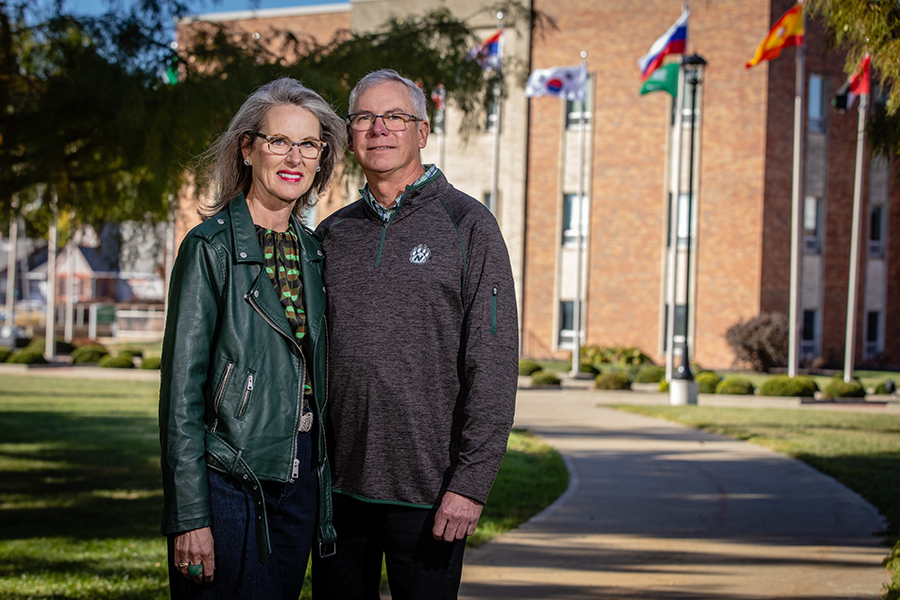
159, 77, 345, 599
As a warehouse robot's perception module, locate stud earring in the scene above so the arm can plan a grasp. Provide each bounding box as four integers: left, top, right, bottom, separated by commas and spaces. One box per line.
244, 159, 251, 166
316, 166, 321, 172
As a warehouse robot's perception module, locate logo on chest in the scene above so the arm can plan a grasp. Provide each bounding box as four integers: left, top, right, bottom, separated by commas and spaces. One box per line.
409, 244, 432, 264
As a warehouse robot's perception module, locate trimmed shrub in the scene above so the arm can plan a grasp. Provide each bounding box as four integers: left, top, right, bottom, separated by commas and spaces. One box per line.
695, 371, 722, 394
759, 375, 818, 398
823, 378, 866, 399
26, 337, 76, 355
581, 345, 653, 368
594, 371, 631, 391
634, 365, 666, 384
0, 346, 11, 363
7, 350, 48, 365
725, 313, 789, 372
715, 376, 754, 395
98, 354, 135, 369
71, 344, 109, 364
659, 380, 670, 393
117, 347, 144, 358
531, 370, 561, 387
141, 356, 162, 370
874, 380, 896, 395
518, 359, 542, 376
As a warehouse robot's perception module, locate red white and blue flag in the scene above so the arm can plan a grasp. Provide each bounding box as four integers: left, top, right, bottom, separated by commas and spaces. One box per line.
638, 9, 689, 81
469, 29, 503, 71
525, 64, 588, 101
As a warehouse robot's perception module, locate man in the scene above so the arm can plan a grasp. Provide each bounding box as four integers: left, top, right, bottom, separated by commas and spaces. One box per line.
312, 69, 518, 599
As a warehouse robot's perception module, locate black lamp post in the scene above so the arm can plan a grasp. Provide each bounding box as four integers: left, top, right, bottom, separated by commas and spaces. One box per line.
672, 54, 707, 397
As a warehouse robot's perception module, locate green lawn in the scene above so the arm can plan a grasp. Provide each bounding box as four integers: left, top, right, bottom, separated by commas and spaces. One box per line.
612, 404, 900, 600
0, 374, 566, 599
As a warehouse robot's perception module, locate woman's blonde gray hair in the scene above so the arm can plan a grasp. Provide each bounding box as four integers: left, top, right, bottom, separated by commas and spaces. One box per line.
200, 78, 346, 219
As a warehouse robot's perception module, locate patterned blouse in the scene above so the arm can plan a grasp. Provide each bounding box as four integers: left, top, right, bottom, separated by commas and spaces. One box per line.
255, 224, 313, 419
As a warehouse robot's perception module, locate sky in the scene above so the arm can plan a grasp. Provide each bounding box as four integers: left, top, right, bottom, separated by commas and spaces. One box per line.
64, 0, 345, 17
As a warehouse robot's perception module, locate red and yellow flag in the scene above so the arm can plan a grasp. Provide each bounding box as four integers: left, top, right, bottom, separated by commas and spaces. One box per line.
746, 4, 804, 68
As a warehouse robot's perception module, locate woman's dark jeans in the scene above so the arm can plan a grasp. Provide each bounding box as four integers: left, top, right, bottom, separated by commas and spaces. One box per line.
168, 433, 316, 600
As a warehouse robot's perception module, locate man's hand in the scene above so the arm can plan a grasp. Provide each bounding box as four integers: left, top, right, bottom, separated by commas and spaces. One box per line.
432, 491, 483, 542
173, 526, 216, 583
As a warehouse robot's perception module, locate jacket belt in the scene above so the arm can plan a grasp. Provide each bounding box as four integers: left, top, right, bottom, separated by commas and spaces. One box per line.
205, 431, 271, 563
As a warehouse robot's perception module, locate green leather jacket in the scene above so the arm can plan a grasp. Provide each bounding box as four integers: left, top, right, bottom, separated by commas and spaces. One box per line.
158, 195, 334, 562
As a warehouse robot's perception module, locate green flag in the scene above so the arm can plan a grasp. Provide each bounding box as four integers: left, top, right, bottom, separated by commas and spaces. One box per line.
640, 63, 679, 97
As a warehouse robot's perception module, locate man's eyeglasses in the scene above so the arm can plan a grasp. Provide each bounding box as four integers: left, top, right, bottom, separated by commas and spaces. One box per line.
347, 112, 421, 132
252, 132, 327, 159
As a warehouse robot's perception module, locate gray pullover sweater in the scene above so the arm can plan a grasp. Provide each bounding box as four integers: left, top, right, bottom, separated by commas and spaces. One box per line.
316, 169, 518, 507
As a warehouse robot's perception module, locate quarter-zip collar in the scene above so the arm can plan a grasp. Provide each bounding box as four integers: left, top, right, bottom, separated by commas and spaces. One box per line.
361, 164, 440, 223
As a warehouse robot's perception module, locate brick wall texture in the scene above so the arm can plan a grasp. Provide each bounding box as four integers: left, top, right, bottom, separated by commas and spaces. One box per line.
524, 0, 898, 369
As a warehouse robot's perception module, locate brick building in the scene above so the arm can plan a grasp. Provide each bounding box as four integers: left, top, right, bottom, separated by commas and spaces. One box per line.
180, 0, 899, 370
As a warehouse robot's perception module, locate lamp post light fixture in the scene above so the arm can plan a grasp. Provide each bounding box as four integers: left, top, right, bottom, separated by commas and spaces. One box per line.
670, 53, 706, 406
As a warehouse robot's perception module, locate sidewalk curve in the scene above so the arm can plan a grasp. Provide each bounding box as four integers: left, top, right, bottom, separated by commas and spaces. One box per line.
459, 389, 889, 599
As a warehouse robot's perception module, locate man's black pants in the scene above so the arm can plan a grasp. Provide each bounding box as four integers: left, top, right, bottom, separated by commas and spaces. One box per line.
312, 493, 467, 600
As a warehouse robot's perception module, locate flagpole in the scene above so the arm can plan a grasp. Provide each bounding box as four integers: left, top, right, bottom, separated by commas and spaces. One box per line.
843, 89, 868, 383
787, 12, 805, 378
4, 194, 18, 330
665, 63, 686, 383
489, 12, 504, 216
570, 51, 588, 377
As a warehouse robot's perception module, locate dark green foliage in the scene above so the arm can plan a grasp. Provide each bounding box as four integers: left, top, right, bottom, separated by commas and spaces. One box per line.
518, 358, 542, 376
824, 378, 866, 399
140, 356, 161, 370
98, 354, 135, 369
725, 312, 789, 373
695, 371, 722, 394
7, 350, 48, 364
531, 370, 561, 387
634, 365, 665, 384
0, 346, 11, 362
25, 337, 75, 355
715, 376, 754, 396
594, 371, 631, 391
759, 375, 819, 398
70, 344, 109, 364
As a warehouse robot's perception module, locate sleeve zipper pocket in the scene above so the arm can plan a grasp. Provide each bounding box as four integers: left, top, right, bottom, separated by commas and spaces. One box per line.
236, 373, 255, 418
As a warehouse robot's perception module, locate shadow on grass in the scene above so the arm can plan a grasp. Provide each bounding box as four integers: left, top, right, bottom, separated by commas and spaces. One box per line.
0, 410, 162, 541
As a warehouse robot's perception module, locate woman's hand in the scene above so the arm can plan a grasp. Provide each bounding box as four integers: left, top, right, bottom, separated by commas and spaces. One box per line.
173, 527, 216, 583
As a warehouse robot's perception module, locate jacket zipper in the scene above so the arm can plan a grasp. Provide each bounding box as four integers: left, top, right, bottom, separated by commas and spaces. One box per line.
491, 285, 498, 335
237, 373, 254, 418
245, 292, 306, 482
374, 211, 398, 267
210, 362, 234, 433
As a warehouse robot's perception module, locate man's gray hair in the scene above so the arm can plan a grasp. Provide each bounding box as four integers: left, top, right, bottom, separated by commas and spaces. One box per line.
349, 69, 428, 121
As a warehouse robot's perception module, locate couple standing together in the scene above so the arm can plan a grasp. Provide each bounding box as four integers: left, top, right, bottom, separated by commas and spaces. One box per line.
158, 69, 519, 599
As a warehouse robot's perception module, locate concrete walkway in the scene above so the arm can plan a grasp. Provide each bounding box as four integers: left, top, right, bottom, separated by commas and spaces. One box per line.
459, 389, 890, 599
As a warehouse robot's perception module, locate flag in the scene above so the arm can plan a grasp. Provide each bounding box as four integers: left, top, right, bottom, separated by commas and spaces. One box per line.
833, 53, 871, 112
640, 63, 680, 97
638, 10, 689, 81
746, 4, 804, 68
469, 29, 503, 71
525, 64, 588, 101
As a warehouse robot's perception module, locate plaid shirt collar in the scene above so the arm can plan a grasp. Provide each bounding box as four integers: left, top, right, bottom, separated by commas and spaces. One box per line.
362, 164, 438, 222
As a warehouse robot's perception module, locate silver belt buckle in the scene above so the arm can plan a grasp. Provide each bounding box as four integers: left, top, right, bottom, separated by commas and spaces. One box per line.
298, 411, 313, 433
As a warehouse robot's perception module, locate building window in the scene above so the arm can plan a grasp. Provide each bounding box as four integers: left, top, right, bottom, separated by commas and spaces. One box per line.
801, 309, 818, 360
804, 196, 822, 254
676, 193, 692, 247
486, 99, 500, 131
865, 310, 882, 358
869, 205, 884, 258
808, 73, 827, 133
663, 304, 687, 352
558, 300, 574, 348
483, 192, 495, 215
565, 75, 592, 129
562, 193, 589, 246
